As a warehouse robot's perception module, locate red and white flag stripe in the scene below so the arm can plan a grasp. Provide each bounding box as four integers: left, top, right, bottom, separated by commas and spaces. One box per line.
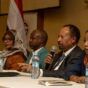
7, 0, 27, 56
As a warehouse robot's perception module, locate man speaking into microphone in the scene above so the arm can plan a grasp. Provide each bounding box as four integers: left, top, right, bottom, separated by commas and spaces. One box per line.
45, 45, 57, 70
43, 24, 85, 80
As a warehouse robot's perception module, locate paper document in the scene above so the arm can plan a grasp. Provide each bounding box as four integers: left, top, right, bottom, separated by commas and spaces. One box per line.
39, 80, 72, 86
1, 70, 30, 77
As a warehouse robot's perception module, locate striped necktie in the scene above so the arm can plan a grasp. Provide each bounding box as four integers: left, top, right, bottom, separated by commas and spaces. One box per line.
53, 54, 65, 69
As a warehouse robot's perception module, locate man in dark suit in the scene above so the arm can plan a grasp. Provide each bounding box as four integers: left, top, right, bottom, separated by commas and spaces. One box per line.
43, 24, 85, 80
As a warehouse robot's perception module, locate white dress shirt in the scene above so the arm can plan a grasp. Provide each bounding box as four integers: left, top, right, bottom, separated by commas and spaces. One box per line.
29, 47, 43, 64
54, 45, 76, 70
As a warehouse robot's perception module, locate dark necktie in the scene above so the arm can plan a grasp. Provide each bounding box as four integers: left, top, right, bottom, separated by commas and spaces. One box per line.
53, 54, 65, 69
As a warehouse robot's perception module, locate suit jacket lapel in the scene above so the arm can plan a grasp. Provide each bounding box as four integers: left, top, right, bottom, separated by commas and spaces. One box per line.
50, 52, 62, 70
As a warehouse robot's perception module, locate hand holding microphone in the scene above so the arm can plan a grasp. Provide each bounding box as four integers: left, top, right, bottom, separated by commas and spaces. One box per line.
45, 45, 57, 70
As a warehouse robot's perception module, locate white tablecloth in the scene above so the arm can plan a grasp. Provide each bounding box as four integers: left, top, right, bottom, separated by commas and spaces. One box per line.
0, 71, 85, 88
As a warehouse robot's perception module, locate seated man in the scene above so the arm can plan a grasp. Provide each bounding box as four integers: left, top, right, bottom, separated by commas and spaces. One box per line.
42, 24, 85, 80
19, 29, 48, 71
69, 30, 88, 83
19, 24, 85, 81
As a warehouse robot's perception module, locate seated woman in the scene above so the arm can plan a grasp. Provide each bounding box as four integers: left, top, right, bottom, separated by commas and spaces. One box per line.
2, 30, 26, 70
70, 30, 88, 83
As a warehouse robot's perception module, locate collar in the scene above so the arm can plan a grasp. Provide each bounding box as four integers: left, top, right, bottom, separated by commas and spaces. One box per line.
33, 47, 43, 55
63, 45, 76, 57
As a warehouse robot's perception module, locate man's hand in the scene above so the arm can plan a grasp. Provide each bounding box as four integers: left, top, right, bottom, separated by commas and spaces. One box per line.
70, 75, 85, 83
45, 54, 53, 64
18, 63, 32, 72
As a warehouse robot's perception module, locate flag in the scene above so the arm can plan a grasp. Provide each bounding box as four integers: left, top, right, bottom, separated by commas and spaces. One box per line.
7, 0, 27, 56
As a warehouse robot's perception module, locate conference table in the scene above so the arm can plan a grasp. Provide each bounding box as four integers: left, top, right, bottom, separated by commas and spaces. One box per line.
0, 70, 85, 88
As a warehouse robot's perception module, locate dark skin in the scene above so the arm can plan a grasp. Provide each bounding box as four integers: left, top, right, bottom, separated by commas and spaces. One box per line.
29, 32, 43, 51
18, 30, 45, 72
45, 27, 76, 64
3, 34, 14, 50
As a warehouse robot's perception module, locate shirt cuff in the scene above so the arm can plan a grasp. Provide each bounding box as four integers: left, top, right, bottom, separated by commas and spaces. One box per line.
40, 69, 43, 77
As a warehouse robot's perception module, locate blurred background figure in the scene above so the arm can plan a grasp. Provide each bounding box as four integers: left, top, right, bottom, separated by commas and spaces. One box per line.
84, 30, 88, 64
2, 30, 26, 70
70, 30, 88, 83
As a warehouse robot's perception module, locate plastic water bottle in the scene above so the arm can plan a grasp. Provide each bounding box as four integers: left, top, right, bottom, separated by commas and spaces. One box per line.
85, 64, 88, 88
31, 55, 40, 79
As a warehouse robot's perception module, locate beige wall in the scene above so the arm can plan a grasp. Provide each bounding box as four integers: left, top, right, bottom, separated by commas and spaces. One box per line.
0, 16, 7, 50
44, 0, 88, 49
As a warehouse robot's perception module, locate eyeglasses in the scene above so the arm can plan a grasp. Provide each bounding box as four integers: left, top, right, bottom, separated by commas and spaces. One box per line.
3, 38, 13, 41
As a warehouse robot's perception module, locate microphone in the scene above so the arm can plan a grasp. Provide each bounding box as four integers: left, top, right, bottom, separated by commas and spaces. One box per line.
45, 45, 57, 70
49, 46, 57, 57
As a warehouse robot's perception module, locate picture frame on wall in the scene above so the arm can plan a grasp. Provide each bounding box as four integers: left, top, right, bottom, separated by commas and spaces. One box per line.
0, 0, 60, 15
